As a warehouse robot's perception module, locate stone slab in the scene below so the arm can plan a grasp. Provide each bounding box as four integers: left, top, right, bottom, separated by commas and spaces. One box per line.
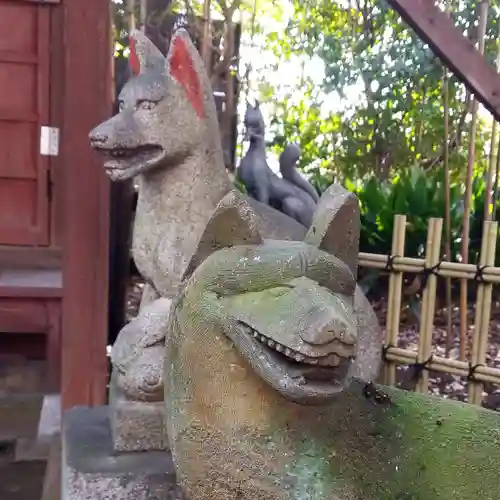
38, 394, 61, 437
62, 405, 185, 500
109, 374, 167, 452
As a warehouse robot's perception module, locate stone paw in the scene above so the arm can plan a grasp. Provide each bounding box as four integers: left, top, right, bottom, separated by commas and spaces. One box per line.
118, 343, 166, 402
110, 297, 172, 377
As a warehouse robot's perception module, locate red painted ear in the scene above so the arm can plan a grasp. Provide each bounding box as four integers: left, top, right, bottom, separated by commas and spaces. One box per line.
129, 36, 140, 75
169, 36, 204, 119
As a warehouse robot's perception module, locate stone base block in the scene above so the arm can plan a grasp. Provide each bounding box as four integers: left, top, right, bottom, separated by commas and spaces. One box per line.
62, 406, 185, 500
109, 376, 167, 452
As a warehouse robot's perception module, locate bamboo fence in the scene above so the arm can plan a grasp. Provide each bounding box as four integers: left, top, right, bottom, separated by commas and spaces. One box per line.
359, 214, 499, 406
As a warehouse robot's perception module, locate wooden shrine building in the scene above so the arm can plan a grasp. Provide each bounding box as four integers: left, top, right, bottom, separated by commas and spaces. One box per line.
0, 0, 111, 409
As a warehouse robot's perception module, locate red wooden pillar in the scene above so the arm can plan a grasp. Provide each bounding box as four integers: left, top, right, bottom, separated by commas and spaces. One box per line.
61, 0, 111, 409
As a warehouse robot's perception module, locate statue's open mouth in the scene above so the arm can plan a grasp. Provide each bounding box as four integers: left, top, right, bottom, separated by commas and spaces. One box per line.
94, 145, 164, 179
230, 320, 354, 406
217, 276, 358, 405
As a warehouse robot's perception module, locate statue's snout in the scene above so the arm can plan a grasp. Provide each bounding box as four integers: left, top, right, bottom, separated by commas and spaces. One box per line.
89, 129, 109, 149
300, 316, 356, 346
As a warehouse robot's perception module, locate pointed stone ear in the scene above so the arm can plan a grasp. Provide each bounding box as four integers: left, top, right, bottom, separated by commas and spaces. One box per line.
129, 29, 165, 76
166, 29, 204, 119
304, 184, 360, 277
183, 190, 263, 279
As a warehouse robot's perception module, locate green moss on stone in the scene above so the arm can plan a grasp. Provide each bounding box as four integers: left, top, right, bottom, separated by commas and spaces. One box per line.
300, 385, 500, 499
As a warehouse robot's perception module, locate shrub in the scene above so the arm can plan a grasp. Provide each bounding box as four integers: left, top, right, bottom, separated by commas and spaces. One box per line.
350, 167, 464, 260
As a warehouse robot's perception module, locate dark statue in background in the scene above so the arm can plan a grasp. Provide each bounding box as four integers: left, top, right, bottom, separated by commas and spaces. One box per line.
237, 100, 319, 227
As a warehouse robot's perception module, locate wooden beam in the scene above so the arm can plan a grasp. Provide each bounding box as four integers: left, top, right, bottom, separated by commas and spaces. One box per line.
11, 0, 61, 3
61, 0, 111, 410
0, 246, 61, 269
386, 0, 500, 122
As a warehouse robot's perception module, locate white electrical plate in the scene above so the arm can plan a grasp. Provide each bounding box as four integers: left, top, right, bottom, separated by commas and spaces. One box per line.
40, 126, 60, 156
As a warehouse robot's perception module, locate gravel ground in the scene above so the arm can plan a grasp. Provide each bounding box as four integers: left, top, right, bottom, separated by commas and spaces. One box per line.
371, 293, 500, 411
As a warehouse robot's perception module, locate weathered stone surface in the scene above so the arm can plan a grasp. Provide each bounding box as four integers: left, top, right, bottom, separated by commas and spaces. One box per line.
110, 298, 172, 404
304, 183, 361, 277
163, 211, 500, 499
87, 33, 383, 489
89, 28, 233, 408
109, 376, 167, 452
304, 183, 383, 384
62, 406, 184, 500
88, 27, 308, 430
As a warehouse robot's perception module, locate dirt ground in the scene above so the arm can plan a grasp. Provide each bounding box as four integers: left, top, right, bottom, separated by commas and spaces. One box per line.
373, 294, 500, 409
126, 275, 500, 413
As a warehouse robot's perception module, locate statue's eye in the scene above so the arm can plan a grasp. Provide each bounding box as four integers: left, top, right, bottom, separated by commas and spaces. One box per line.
137, 100, 156, 110
118, 100, 125, 112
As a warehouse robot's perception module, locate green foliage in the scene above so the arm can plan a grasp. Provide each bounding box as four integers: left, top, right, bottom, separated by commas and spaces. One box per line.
268, 82, 343, 190
233, 176, 248, 194
352, 167, 464, 258
468, 175, 500, 265
261, 0, 499, 184
352, 167, 500, 266
254, 0, 500, 267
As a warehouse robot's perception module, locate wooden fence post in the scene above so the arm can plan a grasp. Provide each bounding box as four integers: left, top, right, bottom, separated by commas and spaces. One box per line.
383, 214, 406, 386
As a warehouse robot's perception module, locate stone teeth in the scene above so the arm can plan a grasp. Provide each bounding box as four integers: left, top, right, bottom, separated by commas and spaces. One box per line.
317, 354, 341, 366
275, 344, 284, 352
260, 334, 267, 342
253, 331, 259, 338
267, 339, 276, 348
294, 353, 305, 362
284, 348, 293, 357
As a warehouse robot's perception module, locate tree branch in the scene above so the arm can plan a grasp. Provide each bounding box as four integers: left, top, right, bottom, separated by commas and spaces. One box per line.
422, 90, 472, 170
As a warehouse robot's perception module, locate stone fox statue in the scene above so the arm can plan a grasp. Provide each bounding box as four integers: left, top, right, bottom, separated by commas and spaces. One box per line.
164, 185, 384, 500
237, 101, 319, 226
166, 191, 500, 500
88, 29, 380, 430
88, 28, 308, 404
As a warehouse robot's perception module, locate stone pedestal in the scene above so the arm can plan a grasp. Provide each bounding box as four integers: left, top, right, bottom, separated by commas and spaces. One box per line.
62, 406, 185, 500
109, 375, 167, 452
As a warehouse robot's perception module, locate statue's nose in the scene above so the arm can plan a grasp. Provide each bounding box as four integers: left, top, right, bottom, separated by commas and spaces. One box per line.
89, 131, 108, 147
300, 318, 356, 346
